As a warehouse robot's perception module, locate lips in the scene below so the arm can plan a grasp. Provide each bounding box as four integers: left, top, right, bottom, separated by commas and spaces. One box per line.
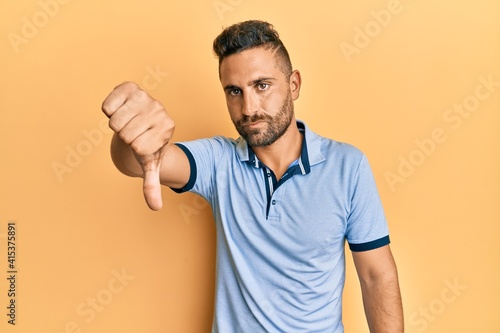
241, 116, 270, 127
240, 114, 271, 126
245, 121, 264, 127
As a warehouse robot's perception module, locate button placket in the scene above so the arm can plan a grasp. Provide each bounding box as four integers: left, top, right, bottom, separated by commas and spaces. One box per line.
267, 184, 285, 221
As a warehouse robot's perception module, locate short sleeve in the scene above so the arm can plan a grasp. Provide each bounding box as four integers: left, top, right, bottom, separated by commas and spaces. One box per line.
345, 154, 390, 252
169, 137, 230, 200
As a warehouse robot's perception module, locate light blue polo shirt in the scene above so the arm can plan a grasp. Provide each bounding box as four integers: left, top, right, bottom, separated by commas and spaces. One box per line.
173, 121, 390, 332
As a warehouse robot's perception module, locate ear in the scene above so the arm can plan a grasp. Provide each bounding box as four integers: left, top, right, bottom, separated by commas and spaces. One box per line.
289, 70, 302, 101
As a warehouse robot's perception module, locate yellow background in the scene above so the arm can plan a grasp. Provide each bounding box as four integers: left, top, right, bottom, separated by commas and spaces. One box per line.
1, 0, 499, 332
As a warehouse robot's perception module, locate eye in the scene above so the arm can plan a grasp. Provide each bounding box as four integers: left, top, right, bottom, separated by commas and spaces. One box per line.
257, 83, 269, 91
229, 88, 242, 96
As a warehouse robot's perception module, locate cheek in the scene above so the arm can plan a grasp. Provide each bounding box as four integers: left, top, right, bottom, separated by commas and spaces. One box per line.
262, 91, 286, 114
256, 93, 275, 112
226, 101, 240, 121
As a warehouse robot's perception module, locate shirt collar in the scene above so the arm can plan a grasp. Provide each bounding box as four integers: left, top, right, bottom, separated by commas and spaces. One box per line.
236, 120, 326, 174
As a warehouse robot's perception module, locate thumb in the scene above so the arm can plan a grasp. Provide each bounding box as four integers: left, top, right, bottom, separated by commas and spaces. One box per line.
140, 156, 163, 211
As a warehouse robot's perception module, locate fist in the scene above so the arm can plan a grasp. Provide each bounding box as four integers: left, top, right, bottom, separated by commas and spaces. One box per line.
102, 82, 174, 210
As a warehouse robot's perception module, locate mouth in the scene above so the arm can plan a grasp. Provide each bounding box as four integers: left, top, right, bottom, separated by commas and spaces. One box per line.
246, 121, 263, 127
242, 119, 267, 128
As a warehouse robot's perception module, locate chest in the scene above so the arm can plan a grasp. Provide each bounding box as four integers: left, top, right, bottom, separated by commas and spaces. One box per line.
212, 163, 353, 256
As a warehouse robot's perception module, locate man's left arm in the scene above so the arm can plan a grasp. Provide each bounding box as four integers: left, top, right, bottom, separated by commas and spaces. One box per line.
352, 244, 404, 333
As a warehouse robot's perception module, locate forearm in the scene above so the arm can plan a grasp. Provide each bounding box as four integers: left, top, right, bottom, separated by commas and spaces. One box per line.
110, 133, 143, 177
360, 271, 404, 333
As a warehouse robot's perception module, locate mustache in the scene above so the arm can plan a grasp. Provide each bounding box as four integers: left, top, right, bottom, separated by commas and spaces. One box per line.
238, 114, 272, 126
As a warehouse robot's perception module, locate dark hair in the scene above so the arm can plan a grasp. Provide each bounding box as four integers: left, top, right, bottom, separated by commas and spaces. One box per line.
213, 20, 293, 77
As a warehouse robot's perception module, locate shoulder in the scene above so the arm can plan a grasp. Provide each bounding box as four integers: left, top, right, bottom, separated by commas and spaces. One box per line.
313, 132, 366, 167
300, 120, 365, 166
325, 138, 363, 158
176, 136, 238, 154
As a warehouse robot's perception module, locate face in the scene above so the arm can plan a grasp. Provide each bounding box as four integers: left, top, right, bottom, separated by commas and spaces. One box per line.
219, 47, 301, 147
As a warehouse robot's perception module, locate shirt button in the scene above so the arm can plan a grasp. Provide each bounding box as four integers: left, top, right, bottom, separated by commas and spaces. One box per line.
272, 200, 276, 205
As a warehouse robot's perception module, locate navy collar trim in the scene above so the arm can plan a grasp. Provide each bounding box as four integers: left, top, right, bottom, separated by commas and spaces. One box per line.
240, 121, 312, 175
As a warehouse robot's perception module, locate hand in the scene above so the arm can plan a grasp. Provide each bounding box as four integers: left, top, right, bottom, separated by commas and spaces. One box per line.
102, 82, 174, 210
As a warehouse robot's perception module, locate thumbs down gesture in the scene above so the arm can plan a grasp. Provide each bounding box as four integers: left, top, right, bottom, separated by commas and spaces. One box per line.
102, 82, 175, 210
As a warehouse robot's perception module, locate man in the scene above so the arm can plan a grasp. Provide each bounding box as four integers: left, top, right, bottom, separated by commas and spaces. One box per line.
102, 20, 403, 332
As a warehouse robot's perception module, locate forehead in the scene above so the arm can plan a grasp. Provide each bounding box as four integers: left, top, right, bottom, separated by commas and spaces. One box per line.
219, 47, 281, 84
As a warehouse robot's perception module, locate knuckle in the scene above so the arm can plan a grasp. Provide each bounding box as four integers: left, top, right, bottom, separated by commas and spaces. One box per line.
101, 101, 110, 114
118, 131, 132, 145
157, 110, 174, 129
165, 119, 175, 134
152, 100, 163, 109
167, 118, 175, 129
108, 118, 120, 133
133, 88, 149, 102
101, 96, 117, 116
121, 81, 139, 91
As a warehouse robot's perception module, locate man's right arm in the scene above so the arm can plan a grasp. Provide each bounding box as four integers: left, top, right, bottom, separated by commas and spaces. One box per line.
102, 82, 190, 210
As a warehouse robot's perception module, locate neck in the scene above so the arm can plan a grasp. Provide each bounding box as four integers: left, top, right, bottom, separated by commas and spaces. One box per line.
252, 119, 302, 179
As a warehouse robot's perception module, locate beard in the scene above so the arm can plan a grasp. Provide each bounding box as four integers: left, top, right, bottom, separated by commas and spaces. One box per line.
233, 93, 294, 147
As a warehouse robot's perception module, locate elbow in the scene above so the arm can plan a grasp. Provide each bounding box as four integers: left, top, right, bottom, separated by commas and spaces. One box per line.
359, 265, 400, 290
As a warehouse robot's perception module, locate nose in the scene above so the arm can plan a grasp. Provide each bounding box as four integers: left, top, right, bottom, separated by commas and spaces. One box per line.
242, 91, 259, 116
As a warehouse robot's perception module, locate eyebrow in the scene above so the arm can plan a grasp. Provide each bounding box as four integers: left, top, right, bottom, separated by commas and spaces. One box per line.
223, 77, 277, 92
223, 84, 240, 92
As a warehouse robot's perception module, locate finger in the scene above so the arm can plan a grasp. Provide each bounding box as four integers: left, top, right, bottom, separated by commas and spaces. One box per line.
130, 127, 169, 157
101, 82, 137, 118
108, 93, 155, 135
142, 160, 163, 211
108, 104, 140, 134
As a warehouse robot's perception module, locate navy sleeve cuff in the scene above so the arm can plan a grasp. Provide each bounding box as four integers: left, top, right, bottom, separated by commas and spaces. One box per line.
170, 143, 197, 193
348, 235, 390, 252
